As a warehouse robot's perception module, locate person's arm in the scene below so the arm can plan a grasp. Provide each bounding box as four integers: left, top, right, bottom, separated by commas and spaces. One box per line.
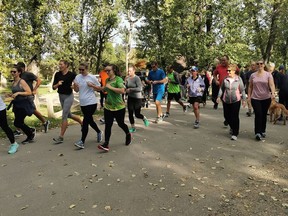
52, 73, 62, 90
128, 77, 142, 92
269, 75, 276, 98
239, 77, 246, 100
32, 77, 42, 94
247, 78, 253, 101
213, 69, 220, 86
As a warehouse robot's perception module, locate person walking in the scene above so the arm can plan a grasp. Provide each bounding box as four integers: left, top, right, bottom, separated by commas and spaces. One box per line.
125, 64, 149, 133
147, 61, 167, 123
52, 60, 82, 144
16, 62, 50, 133
10, 65, 36, 144
217, 64, 246, 141
0, 91, 19, 154
248, 60, 276, 141
164, 65, 187, 117
186, 66, 205, 128
96, 64, 131, 152
72, 63, 103, 149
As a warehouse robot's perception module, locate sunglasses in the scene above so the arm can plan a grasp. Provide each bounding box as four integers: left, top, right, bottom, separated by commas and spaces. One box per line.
10, 71, 17, 74
257, 62, 263, 65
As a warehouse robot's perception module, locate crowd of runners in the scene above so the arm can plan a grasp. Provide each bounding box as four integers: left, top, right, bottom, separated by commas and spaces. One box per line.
0, 56, 287, 154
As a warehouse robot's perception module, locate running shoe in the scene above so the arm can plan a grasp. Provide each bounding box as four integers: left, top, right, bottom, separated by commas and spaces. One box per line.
30, 128, 36, 140
143, 118, 150, 127
125, 133, 132, 145
261, 133, 266, 138
74, 140, 85, 149
43, 120, 50, 133
97, 131, 103, 143
21, 137, 34, 144
255, 133, 262, 141
13, 130, 23, 137
129, 128, 136, 133
100, 118, 105, 124
223, 120, 228, 128
53, 136, 64, 144
154, 116, 162, 123
98, 142, 109, 152
164, 112, 170, 118
183, 105, 188, 112
8, 143, 19, 154
231, 135, 237, 141
194, 120, 200, 129
246, 111, 252, 117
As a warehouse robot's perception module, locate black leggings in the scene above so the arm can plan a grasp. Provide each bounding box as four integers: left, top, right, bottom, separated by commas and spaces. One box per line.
13, 108, 33, 138
251, 98, 271, 134
104, 108, 129, 143
127, 97, 144, 125
81, 104, 101, 142
223, 101, 241, 136
0, 109, 15, 144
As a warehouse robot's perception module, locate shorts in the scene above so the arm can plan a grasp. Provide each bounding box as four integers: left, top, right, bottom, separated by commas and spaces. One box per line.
153, 91, 165, 102
188, 96, 202, 104
167, 92, 181, 101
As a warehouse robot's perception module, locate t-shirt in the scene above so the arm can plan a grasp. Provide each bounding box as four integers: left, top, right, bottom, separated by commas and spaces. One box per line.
0, 96, 6, 111
53, 71, 76, 95
213, 64, 228, 86
21, 71, 37, 91
250, 71, 273, 100
74, 74, 100, 106
99, 70, 109, 94
167, 72, 180, 93
104, 76, 126, 111
126, 76, 143, 99
147, 68, 166, 94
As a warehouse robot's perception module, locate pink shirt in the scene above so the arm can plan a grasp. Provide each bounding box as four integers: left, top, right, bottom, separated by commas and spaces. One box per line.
250, 71, 273, 100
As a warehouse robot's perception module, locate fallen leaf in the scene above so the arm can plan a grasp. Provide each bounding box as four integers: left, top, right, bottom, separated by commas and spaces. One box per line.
69, 204, 76, 209
79, 211, 86, 214
58, 153, 64, 157
92, 205, 97, 208
21, 205, 29, 210
105, 206, 111, 210
15, 194, 22, 198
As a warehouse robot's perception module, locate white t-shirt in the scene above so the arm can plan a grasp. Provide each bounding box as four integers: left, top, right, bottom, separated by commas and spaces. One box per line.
0, 96, 6, 111
74, 74, 100, 106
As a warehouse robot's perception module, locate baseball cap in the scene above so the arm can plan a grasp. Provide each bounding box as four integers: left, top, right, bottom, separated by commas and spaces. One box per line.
189, 66, 198, 72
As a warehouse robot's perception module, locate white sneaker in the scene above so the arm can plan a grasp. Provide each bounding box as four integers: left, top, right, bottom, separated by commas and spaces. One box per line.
231, 135, 237, 141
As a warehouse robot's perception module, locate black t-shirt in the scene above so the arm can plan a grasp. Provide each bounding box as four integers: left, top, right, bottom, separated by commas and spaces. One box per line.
53, 71, 76, 95
20, 71, 37, 91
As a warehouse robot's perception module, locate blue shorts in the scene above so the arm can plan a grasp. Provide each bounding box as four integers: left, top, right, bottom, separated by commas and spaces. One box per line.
153, 91, 164, 102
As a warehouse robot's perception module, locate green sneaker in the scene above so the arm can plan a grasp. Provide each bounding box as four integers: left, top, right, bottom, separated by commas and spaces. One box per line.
129, 128, 136, 133
8, 143, 19, 154
143, 118, 150, 127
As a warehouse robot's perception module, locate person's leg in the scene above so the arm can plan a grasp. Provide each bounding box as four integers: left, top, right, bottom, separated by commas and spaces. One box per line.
14, 109, 32, 138
166, 93, 173, 114
134, 98, 144, 119
104, 108, 114, 144
155, 91, 164, 117
193, 102, 200, 121
261, 98, 271, 135
0, 109, 15, 144
230, 101, 241, 136
59, 94, 75, 138
114, 108, 130, 134
222, 102, 231, 126
100, 91, 104, 108
80, 105, 89, 143
127, 97, 135, 126
251, 99, 262, 135
175, 93, 186, 109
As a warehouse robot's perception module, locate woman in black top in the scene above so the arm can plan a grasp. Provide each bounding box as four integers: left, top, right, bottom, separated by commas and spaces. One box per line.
52, 60, 82, 144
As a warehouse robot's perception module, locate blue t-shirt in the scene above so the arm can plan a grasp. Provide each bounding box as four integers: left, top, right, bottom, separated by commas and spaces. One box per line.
148, 68, 166, 93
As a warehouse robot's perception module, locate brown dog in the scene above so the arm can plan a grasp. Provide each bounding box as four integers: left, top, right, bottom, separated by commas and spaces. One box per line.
269, 99, 288, 125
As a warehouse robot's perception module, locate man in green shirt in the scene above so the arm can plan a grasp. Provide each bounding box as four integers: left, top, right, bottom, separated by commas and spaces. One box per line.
164, 65, 187, 117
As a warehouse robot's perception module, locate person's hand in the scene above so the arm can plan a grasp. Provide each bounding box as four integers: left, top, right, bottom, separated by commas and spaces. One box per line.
197, 87, 202, 93
87, 82, 94, 88
126, 89, 131, 93
242, 100, 246, 108
216, 80, 220, 86
58, 80, 64, 86
32, 90, 37, 95
216, 97, 221, 104
12, 92, 19, 98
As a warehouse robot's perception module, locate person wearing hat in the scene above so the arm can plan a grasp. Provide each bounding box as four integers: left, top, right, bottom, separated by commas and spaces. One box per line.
16, 62, 50, 133
186, 66, 205, 128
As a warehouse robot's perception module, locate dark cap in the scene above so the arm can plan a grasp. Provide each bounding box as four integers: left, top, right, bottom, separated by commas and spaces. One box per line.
279, 65, 285, 70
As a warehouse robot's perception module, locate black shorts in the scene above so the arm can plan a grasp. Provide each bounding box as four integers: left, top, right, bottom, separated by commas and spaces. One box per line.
188, 96, 202, 104
127, 97, 142, 110
167, 92, 181, 101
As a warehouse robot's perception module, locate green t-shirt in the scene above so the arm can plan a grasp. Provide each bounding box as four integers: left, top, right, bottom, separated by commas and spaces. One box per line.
104, 76, 126, 111
167, 72, 180, 93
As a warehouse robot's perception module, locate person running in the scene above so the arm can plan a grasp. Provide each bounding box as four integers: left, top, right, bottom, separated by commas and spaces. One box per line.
147, 61, 167, 123
72, 63, 103, 149
97, 64, 131, 152
52, 60, 82, 144
164, 65, 187, 117
14, 62, 50, 135
126, 64, 149, 133
217, 64, 246, 141
248, 60, 276, 141
0, 89, 19, 154
186, 66, 205, 128
10, 65, 36, 144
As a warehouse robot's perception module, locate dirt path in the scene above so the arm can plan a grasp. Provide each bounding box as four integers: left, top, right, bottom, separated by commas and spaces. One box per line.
0, 101, 287, 216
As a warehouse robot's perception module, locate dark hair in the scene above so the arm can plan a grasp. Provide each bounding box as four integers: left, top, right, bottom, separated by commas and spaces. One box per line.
60, 60, 70, 67
79, 62, 89, 69
13, 64, 22, 73
16, 62, 25, 73
108, 64, 121, 76
222, 55, 229, 60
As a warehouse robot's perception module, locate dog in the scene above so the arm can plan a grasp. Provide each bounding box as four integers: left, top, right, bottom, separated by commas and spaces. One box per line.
269, 99, 288, 125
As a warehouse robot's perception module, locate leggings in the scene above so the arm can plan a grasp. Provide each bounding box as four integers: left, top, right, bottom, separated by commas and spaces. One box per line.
104, 108, 129, 143
59, 93, 74, 120
81, 104, 101, 142
13, 108, 33, 138
223, 101, 241, 136
127, 97, 144, 125
0, 109, 15, 144
251, 98, 271, 134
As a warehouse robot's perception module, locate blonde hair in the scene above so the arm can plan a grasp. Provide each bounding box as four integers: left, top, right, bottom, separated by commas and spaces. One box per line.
228, 64, 237, 71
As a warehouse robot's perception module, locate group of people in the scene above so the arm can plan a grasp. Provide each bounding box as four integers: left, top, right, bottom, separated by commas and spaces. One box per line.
0, 57, 285, 155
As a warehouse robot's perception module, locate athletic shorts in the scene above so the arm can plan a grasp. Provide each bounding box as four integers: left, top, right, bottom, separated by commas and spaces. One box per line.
188, 96, 202, 104
153, 91, 165, 102
167, 92, 181, 101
